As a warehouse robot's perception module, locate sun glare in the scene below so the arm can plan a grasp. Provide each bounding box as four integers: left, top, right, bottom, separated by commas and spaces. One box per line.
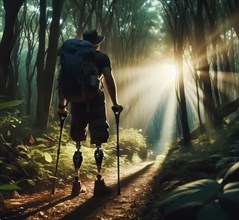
168, 66, 177, 78
160, 62, 178, 81
112, 61, 186, 155
112, 59, 239, 156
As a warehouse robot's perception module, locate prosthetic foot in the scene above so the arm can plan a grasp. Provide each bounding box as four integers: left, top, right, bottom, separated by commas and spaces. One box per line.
71, 142, 85, 197
93, 145, 112, 196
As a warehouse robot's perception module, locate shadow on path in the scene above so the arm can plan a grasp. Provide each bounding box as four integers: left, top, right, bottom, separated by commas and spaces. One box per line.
0, 194, 73, 220
0, 161, 154, 220
62, 162, 154, 220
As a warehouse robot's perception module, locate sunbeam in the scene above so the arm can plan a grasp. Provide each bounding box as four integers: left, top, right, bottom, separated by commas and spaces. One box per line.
109, 58, 239, 155
113, 62, 177, 126
110, 60, 179, 154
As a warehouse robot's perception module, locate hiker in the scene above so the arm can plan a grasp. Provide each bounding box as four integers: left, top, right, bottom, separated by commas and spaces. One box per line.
58, 29, 123, 196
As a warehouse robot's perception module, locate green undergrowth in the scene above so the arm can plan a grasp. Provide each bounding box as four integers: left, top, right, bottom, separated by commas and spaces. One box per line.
0, 106, 152, 204
158, 120, 239, 185
149, 116, 239, 220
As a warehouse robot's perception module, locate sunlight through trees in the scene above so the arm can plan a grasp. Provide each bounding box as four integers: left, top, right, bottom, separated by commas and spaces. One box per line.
0, 0, 239, 153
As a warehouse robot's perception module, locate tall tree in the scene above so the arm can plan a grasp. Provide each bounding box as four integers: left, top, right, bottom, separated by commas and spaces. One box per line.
203, 1, 220, 107
35, 0, 64, 128
22, 1, 38, 115
113, 0, 158, 67
195, 0, 220, 127
161, 0, 191, 144
226, 0, 239, 38
36, 0, 47, 127
0, 0, 25, 98
225, 0, 239, 98
175, 1, 191, 144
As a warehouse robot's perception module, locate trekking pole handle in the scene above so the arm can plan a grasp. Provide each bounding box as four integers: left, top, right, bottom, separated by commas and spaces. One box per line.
112, 106, 123, 124
58, 111, 68, 127
112, 106, 123, 114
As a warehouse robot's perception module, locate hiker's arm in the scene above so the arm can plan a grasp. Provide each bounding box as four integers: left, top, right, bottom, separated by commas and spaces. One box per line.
102, 67, 120, 106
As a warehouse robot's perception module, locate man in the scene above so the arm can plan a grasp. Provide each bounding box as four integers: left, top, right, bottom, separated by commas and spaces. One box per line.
58, 29, 123, 196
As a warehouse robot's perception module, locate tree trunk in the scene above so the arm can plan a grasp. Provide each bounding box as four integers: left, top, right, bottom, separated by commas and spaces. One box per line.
203, 1, 220, 107
195, 0, 220, 127
218, 98, 239, 119
43, 0, 64, 127
176, 30, 191, 145
35, 0, 47, 127
10, 17, 21, 100
36, 0, 64, 129
175, 1, 191, 145
0, 0, 25, 98
181, 98, 239, 144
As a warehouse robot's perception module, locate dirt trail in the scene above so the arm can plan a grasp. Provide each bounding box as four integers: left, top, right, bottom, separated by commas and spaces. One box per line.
1, 161, 159, 220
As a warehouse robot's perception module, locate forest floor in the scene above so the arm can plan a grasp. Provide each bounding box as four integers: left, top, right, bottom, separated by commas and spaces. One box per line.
0, 160, 161, 220
1, 115, 239, 220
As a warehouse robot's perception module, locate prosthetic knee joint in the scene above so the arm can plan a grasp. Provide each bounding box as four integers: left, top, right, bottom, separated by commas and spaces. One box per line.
94, 145, 104, 180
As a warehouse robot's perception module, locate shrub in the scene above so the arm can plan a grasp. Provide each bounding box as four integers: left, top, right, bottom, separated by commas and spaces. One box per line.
108, 128, 151, 162
156, 162, 239, 220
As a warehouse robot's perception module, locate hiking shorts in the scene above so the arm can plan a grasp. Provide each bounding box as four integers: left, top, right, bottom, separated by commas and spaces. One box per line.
70, 91, 109, 145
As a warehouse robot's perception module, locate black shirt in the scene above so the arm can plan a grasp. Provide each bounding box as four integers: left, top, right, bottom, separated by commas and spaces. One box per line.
96, 51, 111, 77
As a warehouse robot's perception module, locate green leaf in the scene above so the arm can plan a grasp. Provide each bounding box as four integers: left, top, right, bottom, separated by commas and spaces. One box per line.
0, 100, 23, 110
216, 157, 239, 169
16, 179, 36, 186
16, 144, 28, 152
44, 152, 53, 163
223, 162, 239, 185
30, 149, 44, 157
35, 137, 48, 142
6, 164, 21, 173
157, 179, 221, 207
26, 179, 36, 186
158, 179, 221, 219
37, 143, 47, 148
0, 184, 21, 191
197, 203, 230, 220
223, 182, 239, 191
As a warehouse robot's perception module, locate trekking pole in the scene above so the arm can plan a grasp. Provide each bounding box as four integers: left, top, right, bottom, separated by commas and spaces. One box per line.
112, 106, 123, 195
51, 111, 68, 194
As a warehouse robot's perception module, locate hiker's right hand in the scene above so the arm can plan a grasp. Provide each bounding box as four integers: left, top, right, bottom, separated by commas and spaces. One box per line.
58, 107, 69, 117
112, 104, 123, 113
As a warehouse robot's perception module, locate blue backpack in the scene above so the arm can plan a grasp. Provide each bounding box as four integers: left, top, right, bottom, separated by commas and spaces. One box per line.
58, 39, 100, 102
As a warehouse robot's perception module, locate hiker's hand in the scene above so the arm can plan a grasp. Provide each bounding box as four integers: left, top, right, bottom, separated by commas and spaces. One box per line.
112, 104, 123, 113
58, 107, 69, 117
58, 101, 69, 115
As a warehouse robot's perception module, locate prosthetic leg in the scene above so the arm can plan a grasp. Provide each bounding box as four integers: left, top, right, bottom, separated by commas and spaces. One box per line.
71, 142, 84, 197
93, 145, 111, 196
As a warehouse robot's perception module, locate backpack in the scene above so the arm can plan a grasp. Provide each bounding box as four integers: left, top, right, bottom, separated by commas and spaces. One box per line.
58, 39, 100, 102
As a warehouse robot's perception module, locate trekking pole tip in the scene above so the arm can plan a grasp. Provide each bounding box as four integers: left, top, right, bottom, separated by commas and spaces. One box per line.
51, 187, 55, 195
